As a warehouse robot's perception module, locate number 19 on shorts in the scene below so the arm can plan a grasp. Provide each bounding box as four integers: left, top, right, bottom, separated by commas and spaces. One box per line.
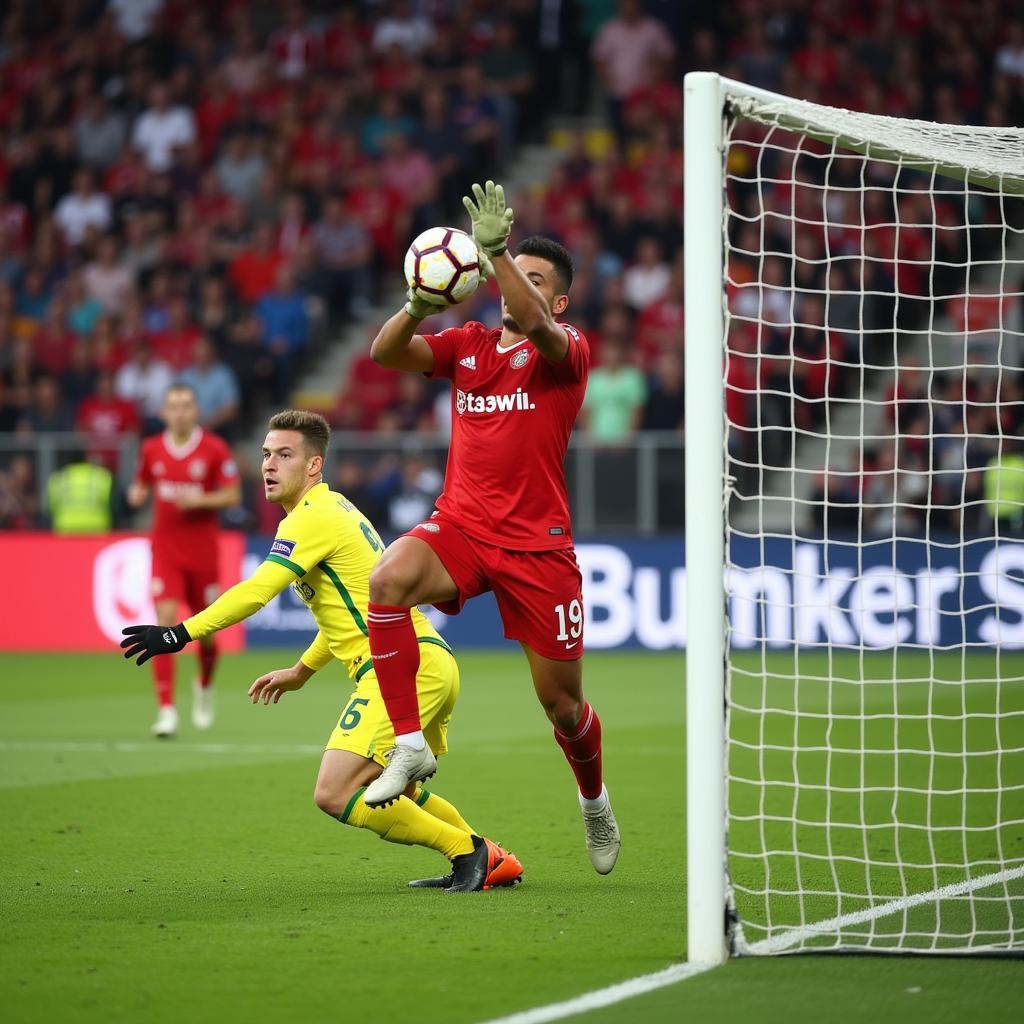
554, 599, 583, 645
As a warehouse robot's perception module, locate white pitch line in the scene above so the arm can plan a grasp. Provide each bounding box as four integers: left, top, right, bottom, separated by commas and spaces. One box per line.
473, 962, 716, 1024
474, 864, 1024, 1024
0, 740, 684, 757
0, 739, 323, 756
7, 740, 1020, 1019
746, 863, 1024, 955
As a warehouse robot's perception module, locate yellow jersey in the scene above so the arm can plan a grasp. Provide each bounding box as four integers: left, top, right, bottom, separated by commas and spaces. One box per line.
183, 481, 445, 679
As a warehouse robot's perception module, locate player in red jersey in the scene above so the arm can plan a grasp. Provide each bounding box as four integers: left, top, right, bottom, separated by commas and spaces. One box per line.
128, 383, 241, 738
363, 181, 619, 874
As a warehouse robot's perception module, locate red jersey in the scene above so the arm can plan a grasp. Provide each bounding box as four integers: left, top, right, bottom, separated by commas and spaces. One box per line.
136, 429, 239, 569
424, 321, 589, 551
150, 326, 202, 371
229, 248, 284, 304
78, 395, 140, 469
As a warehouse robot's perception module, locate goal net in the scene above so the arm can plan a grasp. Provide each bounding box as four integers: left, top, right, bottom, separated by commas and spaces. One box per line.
684, 73, 1024, 960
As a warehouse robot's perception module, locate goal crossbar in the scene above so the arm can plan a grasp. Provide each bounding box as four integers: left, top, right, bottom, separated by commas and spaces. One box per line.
722, 78, 1024, 196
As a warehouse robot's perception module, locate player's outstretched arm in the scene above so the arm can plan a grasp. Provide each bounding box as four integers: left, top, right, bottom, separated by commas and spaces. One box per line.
369, 302, 437, 373
120, 560, 297, 666
183, 559, 296, 639
463, 180, 569, 363
491, 252, 569, 363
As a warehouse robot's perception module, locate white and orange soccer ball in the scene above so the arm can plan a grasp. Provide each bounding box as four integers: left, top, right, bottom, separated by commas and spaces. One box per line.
404, 226, 481, 306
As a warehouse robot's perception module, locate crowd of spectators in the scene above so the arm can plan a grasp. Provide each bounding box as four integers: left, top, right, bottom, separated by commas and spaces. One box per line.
2, 0, 1023, 533
809, 365, 1024, 536
710, 0, 1024, 533
0, 0, 556, 528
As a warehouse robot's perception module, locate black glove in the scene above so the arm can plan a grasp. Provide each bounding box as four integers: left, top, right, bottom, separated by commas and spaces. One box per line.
120, 622, 192, 665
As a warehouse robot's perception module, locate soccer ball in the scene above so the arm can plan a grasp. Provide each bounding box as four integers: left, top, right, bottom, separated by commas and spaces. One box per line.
404, 226, 481, 306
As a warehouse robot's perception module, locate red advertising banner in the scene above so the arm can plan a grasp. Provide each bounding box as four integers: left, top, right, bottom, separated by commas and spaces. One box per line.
0, 532, 246, 652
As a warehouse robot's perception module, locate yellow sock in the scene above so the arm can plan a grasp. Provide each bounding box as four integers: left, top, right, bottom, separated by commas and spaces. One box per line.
412, 787, 475, 834
340, 787, 475, 860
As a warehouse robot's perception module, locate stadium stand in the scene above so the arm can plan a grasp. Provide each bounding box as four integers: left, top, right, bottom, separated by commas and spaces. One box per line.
0, 1, 1021, 531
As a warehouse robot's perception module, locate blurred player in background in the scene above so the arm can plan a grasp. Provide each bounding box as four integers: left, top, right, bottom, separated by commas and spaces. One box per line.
121, 410, 523, 893
127, 383, 240, 738
366, 181, 620, 875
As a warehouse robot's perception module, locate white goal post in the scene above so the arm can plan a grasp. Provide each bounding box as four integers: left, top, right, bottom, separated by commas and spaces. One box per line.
684, 72, 1024, 964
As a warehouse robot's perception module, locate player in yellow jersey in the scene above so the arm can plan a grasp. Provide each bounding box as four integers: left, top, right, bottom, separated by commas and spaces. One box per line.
120, 409, 522, 893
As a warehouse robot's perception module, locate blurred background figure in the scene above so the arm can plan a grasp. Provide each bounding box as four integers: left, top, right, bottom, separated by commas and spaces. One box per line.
47, 452, 115, 535
984, 437, 1024, 535
179, 335, 241, 439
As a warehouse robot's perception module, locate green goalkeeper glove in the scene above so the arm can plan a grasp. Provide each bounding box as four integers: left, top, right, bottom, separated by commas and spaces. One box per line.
404, 287, 442, 321
477, 249, 495, 283
463, 180, 514, 257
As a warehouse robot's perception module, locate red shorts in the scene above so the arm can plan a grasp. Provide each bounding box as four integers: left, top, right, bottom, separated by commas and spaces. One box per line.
406, 513, 584, 661
151, 551, 220, 612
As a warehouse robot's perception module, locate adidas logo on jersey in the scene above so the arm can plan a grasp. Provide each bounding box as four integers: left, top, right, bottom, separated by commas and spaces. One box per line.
455, 387, 536, 415
459, 355, 477, 369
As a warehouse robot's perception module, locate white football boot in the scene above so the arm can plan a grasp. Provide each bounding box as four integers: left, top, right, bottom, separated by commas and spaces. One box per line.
580, 786, 621, 875
363, 744, 437, 807
151, 705, 179, 739
191, 680, 214, 731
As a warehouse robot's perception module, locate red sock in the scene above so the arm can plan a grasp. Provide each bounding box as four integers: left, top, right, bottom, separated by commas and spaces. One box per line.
198, 642, 218, 688
153, 657, 174, 708
367, 602, 422, 735
554, 703, 603, 800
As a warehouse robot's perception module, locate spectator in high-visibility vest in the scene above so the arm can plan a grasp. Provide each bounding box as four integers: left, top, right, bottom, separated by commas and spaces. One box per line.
47, 457, 114, 534
984, 439, 1024, 534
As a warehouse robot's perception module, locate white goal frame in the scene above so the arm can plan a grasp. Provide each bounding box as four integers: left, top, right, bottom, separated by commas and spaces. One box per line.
683, 71, 1024, 966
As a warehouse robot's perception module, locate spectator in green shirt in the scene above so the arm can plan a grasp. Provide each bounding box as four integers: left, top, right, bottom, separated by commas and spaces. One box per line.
583, 336, 647, 444
984, 437, 1024, 534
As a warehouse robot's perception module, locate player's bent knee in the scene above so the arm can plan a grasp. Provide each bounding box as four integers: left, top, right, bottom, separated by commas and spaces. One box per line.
313, 781, 352, 818
544, 695, 584, 733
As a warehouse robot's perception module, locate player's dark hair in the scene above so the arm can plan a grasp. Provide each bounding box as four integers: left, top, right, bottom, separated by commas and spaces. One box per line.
267, 409, 331, 458
514, 236, 574, 293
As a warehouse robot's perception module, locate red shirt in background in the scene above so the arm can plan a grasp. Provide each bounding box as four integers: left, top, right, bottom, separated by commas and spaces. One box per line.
346, 181, 404, 268
323, 21, 371, 73
0, 198, 30, 248
150, 325, 203, 371
194, 188, 232, 226
32, 326, 76, 375
136, 428, 239, 570
78, 394, 140, 469
636, 295, 683, 362
194, 92, 238, 161
229, 247, 284, 303
291, 127, 343, 172
339, 353, 401, 430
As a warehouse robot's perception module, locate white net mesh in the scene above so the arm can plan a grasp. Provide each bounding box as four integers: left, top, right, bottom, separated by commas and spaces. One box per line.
720, 90, 1024, 954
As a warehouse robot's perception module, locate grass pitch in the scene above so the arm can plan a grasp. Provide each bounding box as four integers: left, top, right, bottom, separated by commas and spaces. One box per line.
1, 650, 1021, 1024
728, 651, 1024, 951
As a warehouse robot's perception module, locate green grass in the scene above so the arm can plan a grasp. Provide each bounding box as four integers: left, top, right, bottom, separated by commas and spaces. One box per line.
1, 650, 1021, 1024
728, 651, 1024, 951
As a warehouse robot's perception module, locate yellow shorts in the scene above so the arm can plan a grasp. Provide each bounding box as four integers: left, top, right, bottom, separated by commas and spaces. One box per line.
325, 638, 459, 767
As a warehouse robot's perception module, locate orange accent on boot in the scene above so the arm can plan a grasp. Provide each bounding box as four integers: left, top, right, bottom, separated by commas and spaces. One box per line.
482, 838, 524, 889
